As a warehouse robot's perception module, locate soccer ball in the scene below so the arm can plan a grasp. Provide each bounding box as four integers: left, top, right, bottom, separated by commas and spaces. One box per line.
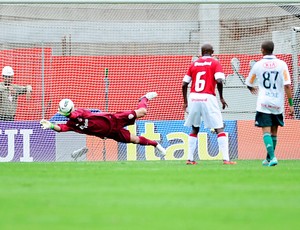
58, 99, 74, 115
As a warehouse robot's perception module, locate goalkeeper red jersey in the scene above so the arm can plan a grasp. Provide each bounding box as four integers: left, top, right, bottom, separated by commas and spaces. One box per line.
57, 108, 136, 142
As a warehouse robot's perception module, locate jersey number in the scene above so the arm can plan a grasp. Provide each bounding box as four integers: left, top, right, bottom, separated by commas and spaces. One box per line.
195, 71, 206, 92
263, 71, 278, 89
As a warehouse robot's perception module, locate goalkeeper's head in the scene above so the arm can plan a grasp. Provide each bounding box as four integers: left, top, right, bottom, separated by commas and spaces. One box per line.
58, 99, 74, 116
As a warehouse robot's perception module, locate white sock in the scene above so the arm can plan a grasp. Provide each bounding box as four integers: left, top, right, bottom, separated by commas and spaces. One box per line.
188, 135, 197, 161
217, 133, 229, 161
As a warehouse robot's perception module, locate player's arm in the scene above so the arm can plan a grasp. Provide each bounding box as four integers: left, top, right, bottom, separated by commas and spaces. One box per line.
216, 79, 223, 99
284, 84, 294, 116
40, 110, 82, 132
283, 63, 294, 116
15, 85, 32, 95
182, 74, 191, 111
246, 85, 258, 95
25, 85, 32, 100
182, 81, 189, 110
216, 79, 228, 110
245, 66, 258, 95
215, 72, 228, 110
40, 119, 62, 132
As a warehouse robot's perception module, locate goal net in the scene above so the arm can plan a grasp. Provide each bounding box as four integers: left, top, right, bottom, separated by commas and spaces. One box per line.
0, 2, 299, 162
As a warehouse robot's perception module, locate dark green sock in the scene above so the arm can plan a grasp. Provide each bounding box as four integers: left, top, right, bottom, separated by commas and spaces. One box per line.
263, 133, 274, 160
266, 136, 277, 161
271, 135, 277, 150
266, 135, 277, 161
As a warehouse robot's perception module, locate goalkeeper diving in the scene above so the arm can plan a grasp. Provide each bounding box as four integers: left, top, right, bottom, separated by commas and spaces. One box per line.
40, 92, 166, 158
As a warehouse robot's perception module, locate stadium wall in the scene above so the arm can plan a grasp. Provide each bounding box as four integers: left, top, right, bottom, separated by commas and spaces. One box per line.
1, 119, 300, 162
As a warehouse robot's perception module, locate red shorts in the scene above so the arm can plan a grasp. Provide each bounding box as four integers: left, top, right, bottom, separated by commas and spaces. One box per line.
106, 110, 137, 143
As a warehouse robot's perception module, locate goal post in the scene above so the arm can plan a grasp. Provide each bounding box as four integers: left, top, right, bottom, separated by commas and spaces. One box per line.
0, 1, 299, 162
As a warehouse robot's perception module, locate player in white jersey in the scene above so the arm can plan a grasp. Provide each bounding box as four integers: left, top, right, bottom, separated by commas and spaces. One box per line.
245, 40, 294, 167
182, 44, 236, 165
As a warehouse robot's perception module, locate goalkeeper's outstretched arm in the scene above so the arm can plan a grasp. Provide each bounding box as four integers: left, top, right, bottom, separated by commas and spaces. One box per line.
40, 119, 62, 132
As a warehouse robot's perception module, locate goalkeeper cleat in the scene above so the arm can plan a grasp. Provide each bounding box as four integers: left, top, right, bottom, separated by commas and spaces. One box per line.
262, 159, 269, 166
156, 143, 166, 156
144, 92, 158, 100
268, 157, 278, 167
71, 146, 88, 161
186, 160, 198, 165
223, 160, 237, 165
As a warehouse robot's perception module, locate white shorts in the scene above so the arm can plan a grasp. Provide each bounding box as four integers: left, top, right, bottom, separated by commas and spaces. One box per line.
184, 93, 224, 129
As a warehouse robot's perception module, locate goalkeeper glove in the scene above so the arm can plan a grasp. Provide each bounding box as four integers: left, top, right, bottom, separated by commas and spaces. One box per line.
40, 119, 54, 130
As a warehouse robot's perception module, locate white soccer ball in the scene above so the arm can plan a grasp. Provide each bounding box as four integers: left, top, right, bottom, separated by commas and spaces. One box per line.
58, 99, 74, 115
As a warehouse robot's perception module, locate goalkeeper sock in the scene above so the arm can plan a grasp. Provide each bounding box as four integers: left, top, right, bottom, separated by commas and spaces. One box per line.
188, 134, 198, 161
138, 136, 156, 146
217, 132, 229, 161
138, 97, 148, 109
263, 132, 274, 160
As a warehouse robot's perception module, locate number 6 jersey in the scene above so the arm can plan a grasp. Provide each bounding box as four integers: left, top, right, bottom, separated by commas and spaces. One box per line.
182, 55, 225, 129
245, 55, 291, 114
183, 56, 225, 96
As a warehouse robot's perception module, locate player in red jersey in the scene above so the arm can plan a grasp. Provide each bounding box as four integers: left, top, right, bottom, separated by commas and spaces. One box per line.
40, 92, 166, 159
182, 44, 236, 165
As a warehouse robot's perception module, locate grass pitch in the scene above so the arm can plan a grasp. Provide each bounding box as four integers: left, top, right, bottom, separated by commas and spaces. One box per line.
0, 160, 299, 230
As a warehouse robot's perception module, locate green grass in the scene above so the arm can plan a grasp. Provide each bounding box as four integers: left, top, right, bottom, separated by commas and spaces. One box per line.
0, 160, 300, 230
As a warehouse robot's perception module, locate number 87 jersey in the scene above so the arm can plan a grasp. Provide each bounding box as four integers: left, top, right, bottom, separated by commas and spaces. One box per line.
183, 56, 225, 96
245, 55, 291, 114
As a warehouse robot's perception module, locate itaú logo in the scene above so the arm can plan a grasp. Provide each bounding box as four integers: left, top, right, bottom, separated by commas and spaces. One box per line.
0, 129, 33, 162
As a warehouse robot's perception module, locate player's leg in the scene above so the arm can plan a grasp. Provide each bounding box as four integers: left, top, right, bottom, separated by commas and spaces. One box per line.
270, 125, 278, 155
266, 114, 283, 166
203, 95, 236, 165
268, 114, 284, 166
271, 123, 280, 152
111, 99, 165, 157
135, 92, 158, 119
186, 126, 199, 165
215, 128, 236, 164
261, 126, 273, 166
129, 133, 166, 155
267, 125, 279, 166
184, 100, 201, 165
263, 124, 279, 163
135, 108, 147, 119
262, 126, 278, 166
136, 92, 158, 117
113, 128, 166, 155
256, 112, 276, 166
